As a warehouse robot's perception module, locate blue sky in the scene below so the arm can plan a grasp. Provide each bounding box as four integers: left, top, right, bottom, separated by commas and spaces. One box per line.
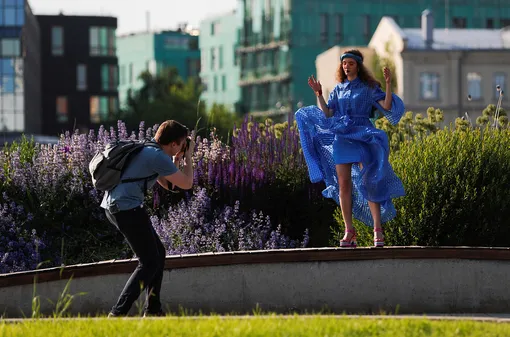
30, 0, 238, 35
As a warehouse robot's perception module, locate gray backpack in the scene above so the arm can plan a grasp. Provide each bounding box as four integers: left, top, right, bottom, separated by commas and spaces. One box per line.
89, 139, 160, 192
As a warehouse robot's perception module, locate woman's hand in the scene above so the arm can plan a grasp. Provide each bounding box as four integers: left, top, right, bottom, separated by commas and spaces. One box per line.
383, 67, 391, 84
308, 75, 322, 93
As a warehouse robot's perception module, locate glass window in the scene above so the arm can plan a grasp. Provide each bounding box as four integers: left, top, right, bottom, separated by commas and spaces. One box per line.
101, 64, 117, 91
500, 19, 510, 27
99, 27, 108, 55
101, 64, 108, 91
107, 28, 116, 56
221, 75, 226, 91
420, 72, 440, 100
90, 96, 100, 123
90, 96, 112, 122
16, 8, 24, 25
334, 14, 343, 43
99, 96, 108, 119
16, 0, 25, 8
51, 26, 64, 55
90, 27, 99, 56
15, 92, 23, 111
210, 47, 216, 70
320, 13, 328, 43
1, 74, 14, 92
2, 93, 14, 110
452, 17, 467, 28
56, 96, 68, 122
119, 65, 125, 85
1, 58, 15, 74
5, 8, 16, 26
109, 97, 118, 114
1, 39, 20, 57
5, 0, 17, 6
14, 74, 22, 92
219, 46, 223, 69
467, 72, 482, 100
494, 73, 505, 98
77, 64, 87, 90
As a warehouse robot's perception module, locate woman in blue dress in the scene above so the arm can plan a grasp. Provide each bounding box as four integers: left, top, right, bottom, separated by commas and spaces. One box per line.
295, 49, 406, 248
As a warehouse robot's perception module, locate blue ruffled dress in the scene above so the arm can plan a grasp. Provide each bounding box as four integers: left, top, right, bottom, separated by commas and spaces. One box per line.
295, 77, 406, 227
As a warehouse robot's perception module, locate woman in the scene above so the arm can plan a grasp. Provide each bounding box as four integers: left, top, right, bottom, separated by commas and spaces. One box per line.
295, 49, 405, 248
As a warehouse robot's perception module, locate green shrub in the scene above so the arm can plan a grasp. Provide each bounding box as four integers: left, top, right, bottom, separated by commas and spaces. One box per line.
335, 126, 510, 247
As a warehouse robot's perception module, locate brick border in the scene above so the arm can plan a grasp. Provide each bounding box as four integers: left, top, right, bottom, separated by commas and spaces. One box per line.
1, 246, 510, 288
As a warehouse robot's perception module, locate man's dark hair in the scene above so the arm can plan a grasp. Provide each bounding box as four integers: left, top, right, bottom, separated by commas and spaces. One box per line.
154, 120, 188, 145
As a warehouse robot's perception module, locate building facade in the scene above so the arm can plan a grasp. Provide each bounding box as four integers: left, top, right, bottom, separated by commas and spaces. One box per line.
37, 14, 118, 136
199, 10, 242, 111
369, 12, 510, 126
117, 29, 200, 108
237, 0, 510, 118
0, 0, 41, 133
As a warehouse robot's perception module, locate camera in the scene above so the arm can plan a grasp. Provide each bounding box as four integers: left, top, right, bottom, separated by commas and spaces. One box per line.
182, 136, 191, 154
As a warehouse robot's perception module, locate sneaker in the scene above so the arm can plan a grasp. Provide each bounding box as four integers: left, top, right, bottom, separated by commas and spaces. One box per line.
143, 310, 165, 317
107, 312, 117, 318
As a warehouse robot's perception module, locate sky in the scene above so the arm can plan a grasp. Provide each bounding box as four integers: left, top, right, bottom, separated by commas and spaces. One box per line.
30, 0, 238, 35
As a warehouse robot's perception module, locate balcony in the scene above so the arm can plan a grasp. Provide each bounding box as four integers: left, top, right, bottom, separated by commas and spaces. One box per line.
239, 71, 291, 86
237, 40, 290, 54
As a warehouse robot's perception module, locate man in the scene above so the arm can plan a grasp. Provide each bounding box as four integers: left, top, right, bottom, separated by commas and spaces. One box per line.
102, 120, 195, 317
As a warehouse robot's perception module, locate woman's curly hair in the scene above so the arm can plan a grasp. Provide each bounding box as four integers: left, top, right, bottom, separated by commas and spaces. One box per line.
336, 49, 381, 88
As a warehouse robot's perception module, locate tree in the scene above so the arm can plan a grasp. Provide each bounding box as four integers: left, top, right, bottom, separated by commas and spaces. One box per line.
372, 41, 398, 93
121, 67, 208, 133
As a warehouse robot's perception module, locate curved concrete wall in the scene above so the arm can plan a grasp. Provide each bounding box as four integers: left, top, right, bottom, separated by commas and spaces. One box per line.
1, 247, 510, 317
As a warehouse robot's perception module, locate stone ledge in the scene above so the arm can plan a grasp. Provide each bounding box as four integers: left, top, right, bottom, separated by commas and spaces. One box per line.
2, 246, 510, 288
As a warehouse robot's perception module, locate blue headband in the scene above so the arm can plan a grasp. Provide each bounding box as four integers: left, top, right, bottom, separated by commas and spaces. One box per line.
341, 53, 363, 64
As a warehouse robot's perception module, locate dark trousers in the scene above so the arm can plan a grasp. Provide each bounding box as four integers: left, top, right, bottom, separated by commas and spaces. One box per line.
105, 206, 166, 315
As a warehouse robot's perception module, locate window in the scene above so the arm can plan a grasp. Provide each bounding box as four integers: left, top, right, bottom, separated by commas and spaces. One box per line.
363, 15, 370, 39
101, 64, 118, 91
90, 27, 116, 56
119, 65, 126, 85
90, 96, 116, 123
320, 13, 328, 44
467, 72, 482, 100
1, 39, 20, 57
452, 17, 467, 28
187, 58, 199, 77
56, 96, 68, 123
486, 18, 494, 28
221, 75, 226, 91
211, 22, 221, 35
77, 64, 87, 90
129, 63, 134, 84
219, 46, 223, 69
51, 26, 64, 55
420, 72, 440, 100
334, 14, 343, 43
210, 47, 216, 70
494, 73, 506, 98
501, 19, 510, 28
213, 76, 217, 92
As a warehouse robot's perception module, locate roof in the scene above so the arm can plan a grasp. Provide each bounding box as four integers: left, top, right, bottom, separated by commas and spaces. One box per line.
402, 28, 506, 50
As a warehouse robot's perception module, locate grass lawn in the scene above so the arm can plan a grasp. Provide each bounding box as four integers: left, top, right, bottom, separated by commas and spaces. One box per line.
1, 316, 510, 336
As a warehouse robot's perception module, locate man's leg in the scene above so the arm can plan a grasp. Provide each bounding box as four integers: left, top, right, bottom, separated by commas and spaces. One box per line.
144, 227, 166, 315
106, 207, 164, 316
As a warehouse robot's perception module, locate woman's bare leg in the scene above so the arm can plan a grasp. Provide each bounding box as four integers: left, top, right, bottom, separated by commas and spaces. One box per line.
368, 201, 384, 245
336, 164, 354, 242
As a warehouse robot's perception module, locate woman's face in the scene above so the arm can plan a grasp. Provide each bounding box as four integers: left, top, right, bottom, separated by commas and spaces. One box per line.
342, 58, 358, 76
